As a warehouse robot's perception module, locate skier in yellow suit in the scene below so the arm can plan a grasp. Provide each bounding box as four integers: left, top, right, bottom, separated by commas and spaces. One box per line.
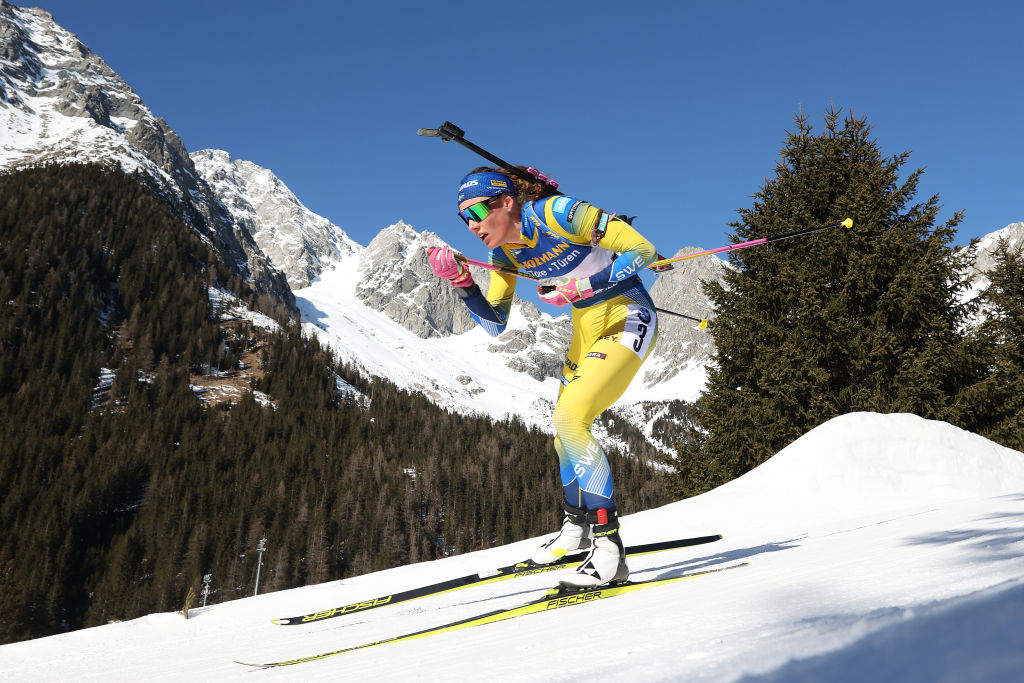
428, 167, 658, 587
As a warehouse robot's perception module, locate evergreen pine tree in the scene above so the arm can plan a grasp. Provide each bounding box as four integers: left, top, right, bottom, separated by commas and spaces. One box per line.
666, 107, 975, 497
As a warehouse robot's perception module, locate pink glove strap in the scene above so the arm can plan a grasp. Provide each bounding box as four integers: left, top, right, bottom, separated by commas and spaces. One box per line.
538, 278, 594, 306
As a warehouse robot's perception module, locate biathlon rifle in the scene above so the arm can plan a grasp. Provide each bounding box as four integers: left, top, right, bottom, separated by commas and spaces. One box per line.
418, 121, 854, 330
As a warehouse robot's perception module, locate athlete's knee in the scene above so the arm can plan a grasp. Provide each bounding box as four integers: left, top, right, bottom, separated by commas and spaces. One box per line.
553, 435, 569, 461
552, 400, 588, 440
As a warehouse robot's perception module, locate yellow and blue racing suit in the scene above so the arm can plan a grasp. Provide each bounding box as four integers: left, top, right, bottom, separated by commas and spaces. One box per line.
455, 195, 659, 512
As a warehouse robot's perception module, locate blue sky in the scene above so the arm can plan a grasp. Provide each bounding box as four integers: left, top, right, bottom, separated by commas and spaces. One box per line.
33, 0, 1022, 269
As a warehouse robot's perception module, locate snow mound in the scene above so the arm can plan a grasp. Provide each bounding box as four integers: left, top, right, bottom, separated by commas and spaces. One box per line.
722, 412, 1024, 510
630, 412, 1024, 542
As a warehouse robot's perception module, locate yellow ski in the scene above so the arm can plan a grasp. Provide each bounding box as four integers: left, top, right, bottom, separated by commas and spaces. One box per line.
237, 562, 747, 669
272, 534, 722, 625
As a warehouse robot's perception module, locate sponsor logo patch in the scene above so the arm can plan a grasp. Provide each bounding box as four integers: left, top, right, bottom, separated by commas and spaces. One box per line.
519, 241, 571, 269
302, 596, 393, 621
566, 200, 584, 222
547, 590, 603, 608
611, 254, 647, 282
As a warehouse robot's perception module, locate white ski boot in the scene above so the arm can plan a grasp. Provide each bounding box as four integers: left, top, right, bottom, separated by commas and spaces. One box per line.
559, 509, 629, 588
530, 501, 592, 565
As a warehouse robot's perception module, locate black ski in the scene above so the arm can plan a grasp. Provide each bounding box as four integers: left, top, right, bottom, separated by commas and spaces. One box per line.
271, 534, 722, 625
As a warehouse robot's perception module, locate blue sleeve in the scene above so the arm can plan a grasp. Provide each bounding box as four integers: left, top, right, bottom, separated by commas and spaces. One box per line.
456, 283, 509, 337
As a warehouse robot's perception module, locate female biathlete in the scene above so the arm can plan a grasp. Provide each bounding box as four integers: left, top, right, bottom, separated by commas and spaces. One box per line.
427, 167, 659, 587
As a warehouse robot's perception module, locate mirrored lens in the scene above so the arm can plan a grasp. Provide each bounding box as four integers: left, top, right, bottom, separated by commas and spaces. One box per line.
458, 196, 502, 225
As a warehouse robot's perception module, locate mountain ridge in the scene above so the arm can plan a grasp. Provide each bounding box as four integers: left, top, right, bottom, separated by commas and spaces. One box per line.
187, 148, 723, 447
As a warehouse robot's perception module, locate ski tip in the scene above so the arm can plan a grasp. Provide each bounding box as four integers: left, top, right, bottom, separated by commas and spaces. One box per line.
698, 319, 709, 330
271, 617, 290, 626
841, 217, 854, 229
234, 660, 269, 669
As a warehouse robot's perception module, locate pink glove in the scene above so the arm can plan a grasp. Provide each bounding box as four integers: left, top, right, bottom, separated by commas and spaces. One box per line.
428, 246, 474, 288
537, 278, 594, 306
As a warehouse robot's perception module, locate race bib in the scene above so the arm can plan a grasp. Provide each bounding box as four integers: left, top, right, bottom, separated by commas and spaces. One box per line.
621, 304, 656, 359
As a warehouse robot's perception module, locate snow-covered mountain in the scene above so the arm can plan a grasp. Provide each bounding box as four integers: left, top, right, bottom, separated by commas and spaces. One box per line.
644, 247, 723, 392
3, 412, 1022, 681
0, 1, 293, 308
186, 144, 721, 442
191, 150, 361, 289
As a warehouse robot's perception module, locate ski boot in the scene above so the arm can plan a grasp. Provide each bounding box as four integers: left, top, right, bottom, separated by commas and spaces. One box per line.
530, 501, 592, 565
559, 508, 629, 588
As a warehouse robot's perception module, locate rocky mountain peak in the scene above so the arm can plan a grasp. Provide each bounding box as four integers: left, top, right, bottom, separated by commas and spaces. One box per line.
191, 149, 360, 289
349, 221, 570, 363
354, 222, 479, 338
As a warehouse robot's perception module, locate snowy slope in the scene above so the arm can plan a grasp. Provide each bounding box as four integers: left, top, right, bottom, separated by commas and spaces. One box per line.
296, 252, 570, 427
296, 251, 712, 435
3, 412, 1023, 682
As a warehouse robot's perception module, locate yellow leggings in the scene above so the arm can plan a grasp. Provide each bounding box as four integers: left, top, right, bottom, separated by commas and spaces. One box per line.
551, 285, 658, 512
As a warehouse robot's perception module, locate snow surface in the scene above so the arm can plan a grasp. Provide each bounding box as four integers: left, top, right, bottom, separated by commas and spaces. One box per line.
3, 412, 1023, 682
295, 253, 557, 424
207, 286, 280, 333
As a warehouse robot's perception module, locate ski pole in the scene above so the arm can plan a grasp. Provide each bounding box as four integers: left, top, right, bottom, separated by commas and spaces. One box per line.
450, 217, 852, 279
654, 309, 710, 328
649, 218, 854, 270
417, 122, 560, 192
452, 253, 540, 281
